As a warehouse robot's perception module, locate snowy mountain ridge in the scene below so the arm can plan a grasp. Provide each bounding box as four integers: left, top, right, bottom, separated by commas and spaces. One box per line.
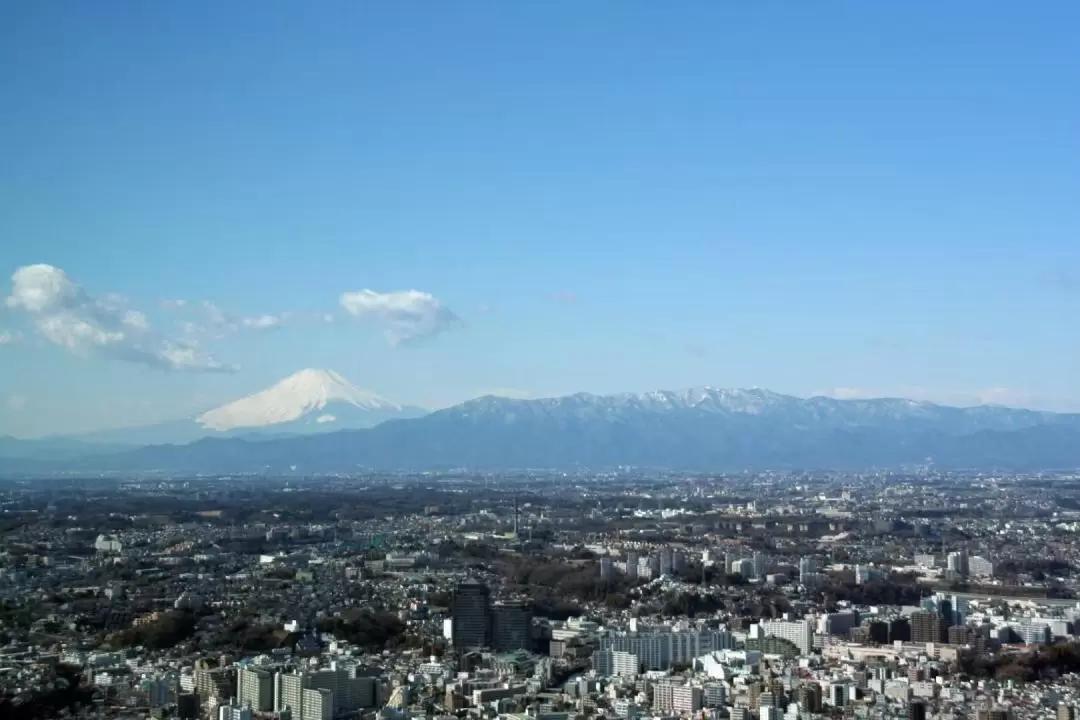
196, 368, 407, 431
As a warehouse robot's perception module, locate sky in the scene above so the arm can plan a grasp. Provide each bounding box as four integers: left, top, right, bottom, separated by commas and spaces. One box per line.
1, 2, 1079, 437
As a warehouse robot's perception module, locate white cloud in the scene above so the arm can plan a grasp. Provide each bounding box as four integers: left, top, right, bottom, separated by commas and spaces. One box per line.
4, 264, 237, 373
241, 314, 284, 330
8, 395, 26, 411
122, 309, 150, 330
163, 300, 287, 336
340, 289, 462, 345
0, 330, 21, 346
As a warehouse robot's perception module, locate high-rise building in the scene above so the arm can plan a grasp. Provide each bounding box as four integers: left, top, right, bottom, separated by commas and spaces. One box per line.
797, 683, 822, 713
947, 551, 969, 577
1015, 622, 1051, 645
652, 680, 702, 714
752, 551, 767, 580
911, 611, 947, 644
592, 649, 641, 677
600, 557, 613, 578
908, 700, 927, 720
492, 600, 532, 652
600, 629, 734, 670
798, 557, 816, 584
452, 578, 492, 649
276, 667, 377, 719
237, 667, 274, 712
218, 701, 253, 720
195, 667, 235, 704
970, 555, 995, 577
302, 688, 333, 720
177, 693, 199, 720
659, 548, 674, 575
889, 617, 911, 643
626, 552, 639, 580
755, 620, 814, 655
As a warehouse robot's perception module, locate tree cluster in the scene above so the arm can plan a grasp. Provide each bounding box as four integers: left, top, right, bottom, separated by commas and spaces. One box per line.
110, 611, 196, 650
315, 609, 408, 650
957, 642, 1080, 683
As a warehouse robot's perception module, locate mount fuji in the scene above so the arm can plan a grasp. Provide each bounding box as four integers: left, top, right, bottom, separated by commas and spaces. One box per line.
49, 369, 427, 447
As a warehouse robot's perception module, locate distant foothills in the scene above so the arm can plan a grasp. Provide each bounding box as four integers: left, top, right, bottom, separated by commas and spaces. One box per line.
2, 369, 1080, 473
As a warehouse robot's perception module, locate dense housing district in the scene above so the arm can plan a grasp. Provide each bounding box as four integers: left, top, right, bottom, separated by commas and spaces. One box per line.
2, 472, 1080, 720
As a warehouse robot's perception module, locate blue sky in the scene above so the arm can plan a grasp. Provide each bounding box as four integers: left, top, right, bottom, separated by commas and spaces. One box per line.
1, 2, 1079, 437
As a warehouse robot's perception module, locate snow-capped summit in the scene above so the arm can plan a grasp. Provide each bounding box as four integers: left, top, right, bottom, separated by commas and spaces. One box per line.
196, 368, 422, 432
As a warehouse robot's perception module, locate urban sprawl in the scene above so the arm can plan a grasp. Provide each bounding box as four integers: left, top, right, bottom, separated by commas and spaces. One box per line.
2, 472, 1080, 720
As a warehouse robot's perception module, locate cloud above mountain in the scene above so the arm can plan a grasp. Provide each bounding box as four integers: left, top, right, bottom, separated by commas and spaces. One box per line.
4, 264, 237, 373
340, 289, 462, 345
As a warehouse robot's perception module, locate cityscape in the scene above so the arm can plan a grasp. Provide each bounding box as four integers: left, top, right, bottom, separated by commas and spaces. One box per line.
3, 472, 1080, 719
3, 2, 1080, 720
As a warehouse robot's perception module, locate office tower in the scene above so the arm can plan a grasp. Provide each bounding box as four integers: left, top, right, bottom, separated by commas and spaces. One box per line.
238, 668, 274, 712
798, 557, 816, 584
938, 598, 954, 626
889, 617, 911, 642
797, 683, 822, 713
626, 552, 639, 580
177, 693, 199, 720
600, 557, 613, 578
911, 611, 946, 644
947, 550, 969, 576
752, 551, 767, 580
492, 600, 532, 652
452, 578, 492, 649
659, 548, 674, 575
908, 700, 927, 720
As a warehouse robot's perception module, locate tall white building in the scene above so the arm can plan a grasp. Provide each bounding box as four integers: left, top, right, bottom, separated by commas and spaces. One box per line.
591, 649, 640, 677
218, 701, 252, 720
947, 551, 969, 576
755, 620, 814, 655
276, 666, 376, 720
303, 688, 333, 720
652, 680, 702, 714
969, 555, 995, 577
798, 557, 816, 584
752, 551, 767, 580
600, 629, 734, 670
914, 553, 937, 569
238, 667, 274, 712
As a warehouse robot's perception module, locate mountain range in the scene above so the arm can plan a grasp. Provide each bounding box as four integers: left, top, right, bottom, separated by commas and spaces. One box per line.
3, 374, 1080, 472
